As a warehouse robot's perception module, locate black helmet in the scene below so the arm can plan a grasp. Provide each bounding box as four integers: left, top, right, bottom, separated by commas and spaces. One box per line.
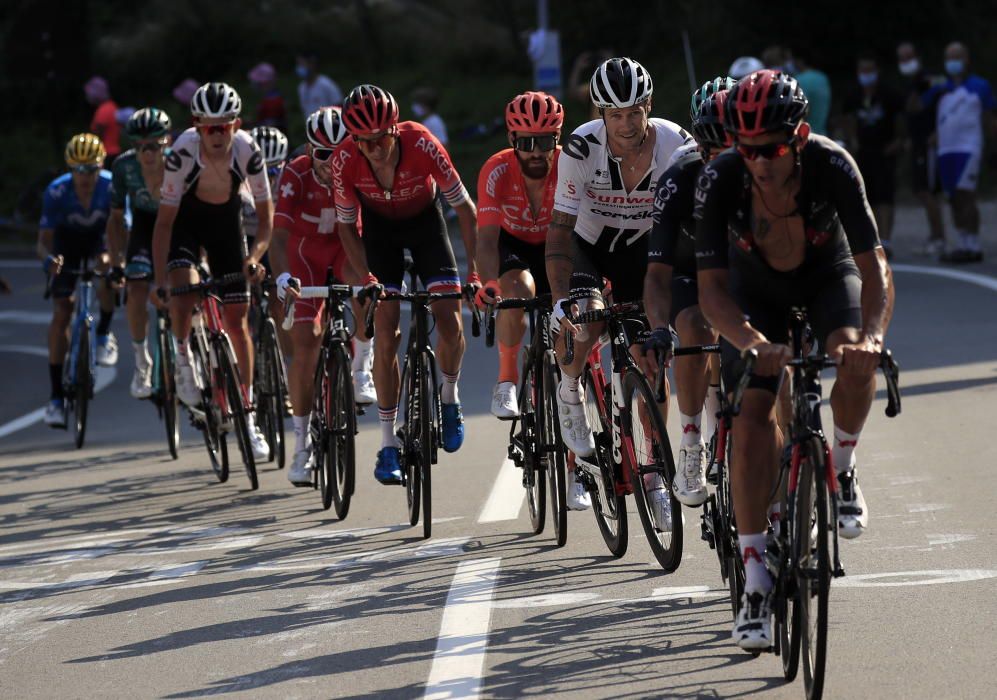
126, 107, 171, 139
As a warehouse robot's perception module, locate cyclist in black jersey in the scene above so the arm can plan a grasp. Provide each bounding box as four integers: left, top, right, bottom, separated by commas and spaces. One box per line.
694, 70, 895, 651
644, 79, 733, 510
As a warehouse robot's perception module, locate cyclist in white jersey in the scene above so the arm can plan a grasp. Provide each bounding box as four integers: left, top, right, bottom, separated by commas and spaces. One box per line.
545, 57, 692, 509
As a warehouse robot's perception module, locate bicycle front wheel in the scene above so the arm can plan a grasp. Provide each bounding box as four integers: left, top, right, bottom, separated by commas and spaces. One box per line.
582, 366, 628, 558
623, 369, 683, 572
400, 355, 421, 527
158, 319, 180, 460
193, 333, 227, 482
257, 318, 286, 468
73, 320, 92, 449
419, 356, 433, 540
542, 351, 567, 547
797, 437, 831, 700
328, 343, 356, 519
218, 337, 257, 490
518, 359, 546, 535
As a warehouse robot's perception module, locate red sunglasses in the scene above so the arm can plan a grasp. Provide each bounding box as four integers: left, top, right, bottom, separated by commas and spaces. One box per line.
197, 121, 236, 135
354, 130, 395, 148
735, 137, 795, 161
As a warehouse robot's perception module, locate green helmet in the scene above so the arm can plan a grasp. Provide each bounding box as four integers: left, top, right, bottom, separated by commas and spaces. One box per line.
689, 76, 736, 122
126, 107, 171, 139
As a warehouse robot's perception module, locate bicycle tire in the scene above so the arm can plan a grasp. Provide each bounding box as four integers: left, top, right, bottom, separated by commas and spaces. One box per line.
329, 343, 356, 519
159, 319, 180, 460
542, 351, 567, 547
72, 320, 91, 449
623, 369, 683, 572
315, 346, 333, 509
519, 359, 546, 535
193, 333, 228, 483
582, 365, 628, 558
258, 318, 286, 467
717, 431, 744, 620
401, 355, 421, 527
218, 336, 258, 490
419, 356, 433, 540
798, 437, 831, 700
779, 561, 801, 681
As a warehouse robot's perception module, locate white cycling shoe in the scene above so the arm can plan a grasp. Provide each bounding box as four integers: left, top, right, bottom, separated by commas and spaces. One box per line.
565, 466, 591, 511
733, 589, 773, 651
491, 381, 519, 419
836, 468, 868, 539
288, 448, 314, 487
96, 333, 119, 366
674, 442, 708, 506
174, 360, 201, 407
354, 369, 377, 405
246, 416, 269, 461
643, 472, 673, 532
130, 364, 152, 399
556, 387, 595, 457
44, 400, 67, 429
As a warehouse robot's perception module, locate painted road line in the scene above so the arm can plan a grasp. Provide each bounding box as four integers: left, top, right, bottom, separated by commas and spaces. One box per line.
0, 311, 51, 324
0, 365, 117, 439
478, 457, 524, 523
424, 557, 502, 700
0, 259, 42, 269
0, 344, 49, 357
891, 263, 997, 292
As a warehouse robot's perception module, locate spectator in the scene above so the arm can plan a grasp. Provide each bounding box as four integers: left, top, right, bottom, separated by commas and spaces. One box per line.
926, 41, 997, 262
794, 50, 832, 136
248, 62, 287, 132
296, 52, 343, 117
411, 87, 448, 145
728, 56, 763, 80
84, 76, 121, 164
567, 49, 613, 121
843, 53, 904, 257
896, 42, 946, 256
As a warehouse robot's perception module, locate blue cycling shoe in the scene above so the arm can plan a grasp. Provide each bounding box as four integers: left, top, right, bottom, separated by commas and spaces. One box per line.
441, 402, 464, 453
374, 447, 403, 485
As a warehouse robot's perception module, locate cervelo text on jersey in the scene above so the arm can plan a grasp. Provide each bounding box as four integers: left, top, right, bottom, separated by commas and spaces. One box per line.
553, 118, 693, 245
161, 127, 270, 207
274, 154, 341, 239
332, 121, 468, 223
477, 148, 560, 245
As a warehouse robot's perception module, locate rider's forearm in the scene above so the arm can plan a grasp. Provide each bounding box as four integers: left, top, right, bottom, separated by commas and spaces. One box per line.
269, 227, 291, 278
152, 208, 176, 286
698, 270, 766, 352
644, 262, 674, 330
248, 200, 273, 261
476, 225, 500, 282
106, 210, 126, 265
858, 248, 892, 340
37, 229, 54, 260
338, 221, 371, 277
455, 202, 478, 276
545, 212, 576, 300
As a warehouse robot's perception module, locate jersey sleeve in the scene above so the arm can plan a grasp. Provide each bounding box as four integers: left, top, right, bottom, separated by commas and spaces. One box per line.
161, 148, 187, 207
824, 145, 880, 254
553, 133, 588, 217
476, 154, 506, 229
332, 146, 360, 225
693, 157, 734, 271
39, 183, 60, 230
273, 166, 304, 227
242, 139, 271, 203
420, 129, 468, 207
649, 162, 694, 266
110, 160, 128, 210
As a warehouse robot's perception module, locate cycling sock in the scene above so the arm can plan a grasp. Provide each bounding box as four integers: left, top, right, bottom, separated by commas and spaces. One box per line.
352, 338, 373, 372
679, 412, 702, 447
497, 342, 520, 384
132, 339, 150, 367
49, 363, 64, 399
704, 384, 721, 439
292, 414, 311, 453
558, 374, 580, 404
768, 503, 782, 538
174, 336, 189, 362
378, 405, 398, 448
739, 532, 772, 593
441, 370, 459, 404
831, 425, 860, 474
97, 309, 113, 336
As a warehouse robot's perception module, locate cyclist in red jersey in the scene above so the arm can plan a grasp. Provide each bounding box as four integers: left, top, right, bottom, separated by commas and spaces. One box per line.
271, 107, 374, 486
475, 91, 563, 419
332, 84, 480, 485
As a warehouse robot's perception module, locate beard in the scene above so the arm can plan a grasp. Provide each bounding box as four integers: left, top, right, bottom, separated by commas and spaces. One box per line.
515, 151, 550, 180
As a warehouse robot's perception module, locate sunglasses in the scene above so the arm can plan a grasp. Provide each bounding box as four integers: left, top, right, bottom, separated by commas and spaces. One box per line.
311, 147, 336, 162
137, 139, 168, 153
71, 164, 100, 174
735, 137, 795, 161
513, 135, 558, 152
354, 131, 394, 148
198, 121, 236, 135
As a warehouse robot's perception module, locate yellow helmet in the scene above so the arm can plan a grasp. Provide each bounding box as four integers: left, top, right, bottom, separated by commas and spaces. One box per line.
65, 133, 107, 168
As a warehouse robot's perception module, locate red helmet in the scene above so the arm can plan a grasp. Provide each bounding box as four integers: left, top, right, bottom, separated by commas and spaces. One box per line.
692, 89, 732, 150
505, 91, 564, 133
724, 69, 808, 138
342, 84, 399, 136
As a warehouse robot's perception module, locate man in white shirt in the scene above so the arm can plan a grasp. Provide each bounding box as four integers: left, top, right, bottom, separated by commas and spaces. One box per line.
296, 52, 344, 117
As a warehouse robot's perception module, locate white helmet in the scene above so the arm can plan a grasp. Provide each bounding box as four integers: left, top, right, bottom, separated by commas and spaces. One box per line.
305, 106, 349, 148
190, 82, 242, 119
589, 57, 653, 109
728, 56, 765, 80
249, 126, 289, 166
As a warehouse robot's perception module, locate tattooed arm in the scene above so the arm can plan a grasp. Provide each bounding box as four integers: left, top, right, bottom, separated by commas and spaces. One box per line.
545, 209, 577, 301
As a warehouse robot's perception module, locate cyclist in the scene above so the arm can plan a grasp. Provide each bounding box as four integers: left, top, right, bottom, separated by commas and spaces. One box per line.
106, 107, 172, 399
38, 134, 117, 427
271, 107, 376, 486
476, 91, 563, 418
332, 84, 480, 485
643, 79, 733, 510
694, 69, 894, 650
243, 125, 289, 271
152, 82, 272, 460
545, 57, 692, 510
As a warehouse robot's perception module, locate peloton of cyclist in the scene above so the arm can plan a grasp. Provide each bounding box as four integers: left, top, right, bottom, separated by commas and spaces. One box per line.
475, 91, 564, 418
694, 69, 894, 650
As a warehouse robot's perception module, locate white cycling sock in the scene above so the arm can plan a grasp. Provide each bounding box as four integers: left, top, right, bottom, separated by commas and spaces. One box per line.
704, 385, 721, 439
174, 336, 189, 362
679, 411, 702, 447
768, 502, 783, 538
379, 405, 398, 448
831, 425, 860, 474
739, 532, 772, 593
441, 370, 459, 404
353, 338, 373, 371
293, 414, 311, 453
132, 339, 150, 367
559, 374, 581, 404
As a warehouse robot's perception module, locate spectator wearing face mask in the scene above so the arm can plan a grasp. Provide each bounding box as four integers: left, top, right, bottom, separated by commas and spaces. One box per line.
296, 52, 343, 118
411, 88, 448, 146
896, 42, 946, 257
923, 41, 997, 262
844, 53, 905, 257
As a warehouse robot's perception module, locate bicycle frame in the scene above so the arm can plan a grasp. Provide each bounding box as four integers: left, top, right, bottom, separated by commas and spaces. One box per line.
65, 265, 98, 397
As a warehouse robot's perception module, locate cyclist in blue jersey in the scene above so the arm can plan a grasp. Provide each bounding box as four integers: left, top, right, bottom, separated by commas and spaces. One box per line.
37, 134, 117, 427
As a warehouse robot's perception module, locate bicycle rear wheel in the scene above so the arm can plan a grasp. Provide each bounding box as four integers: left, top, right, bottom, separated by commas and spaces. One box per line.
158, 318, 180, 460
542, 351, 567, 547
193, 334, 227, 482
582, 366, 628, 558
257, 318, 286, 467
623, 369, 683, 572
73, 321, 92, 449
218, 336, 258, 490
797, 438, 831, 699
314, 347, 333, 508
328, 343, 356, 519
518, 360, 546, 535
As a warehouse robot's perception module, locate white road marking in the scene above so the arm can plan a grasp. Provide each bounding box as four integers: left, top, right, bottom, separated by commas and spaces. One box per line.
0, 570, 120, 593
424, 557, 502, 700
835, 569, 997, 588
478, 458, 525, 523
0, 365, 117, 439
891, 263, 997, 293
926, 534, 976, 546
282, 517, 463, 540
0, 344, 49, 358
908, 503, 949, 513
0, 311, 50, 324
117, 561, 208, 589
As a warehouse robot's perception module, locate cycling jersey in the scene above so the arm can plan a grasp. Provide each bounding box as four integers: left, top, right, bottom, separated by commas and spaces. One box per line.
40, 171, 113, 235
161, 128, 270, 208
110, 150, 164, 278
274, 155, 341, 240
553, 118, 692, 245
332, 121, 468, 224
477, 148, 560, 245
649, 147, 703, 277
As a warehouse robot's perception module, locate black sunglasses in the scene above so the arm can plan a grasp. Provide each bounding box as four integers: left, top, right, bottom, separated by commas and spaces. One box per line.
513, 135, 558, 152
312, 147, 335, 162
137, 139, 167, 153
71, 164, 101, 174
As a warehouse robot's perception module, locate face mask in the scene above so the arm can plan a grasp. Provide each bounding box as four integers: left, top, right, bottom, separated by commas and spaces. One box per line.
945, 59, 964, 77
898, 58, 920, 76
858, 71, 878, 87
295, 65, 309, 79
411, 103, 428, 118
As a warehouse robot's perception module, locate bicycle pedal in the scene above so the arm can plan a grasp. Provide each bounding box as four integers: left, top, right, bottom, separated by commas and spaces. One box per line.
834, 565, 846, 578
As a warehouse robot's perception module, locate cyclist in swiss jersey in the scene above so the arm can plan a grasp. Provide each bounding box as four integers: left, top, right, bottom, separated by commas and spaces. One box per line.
695, 70, 894, 650
332, 84, 480, 485
475, 91, 563, 419
152, 82, 272, 460
271, 107, 375, 487
642, 79, 734, 515
545, 57, 692, 509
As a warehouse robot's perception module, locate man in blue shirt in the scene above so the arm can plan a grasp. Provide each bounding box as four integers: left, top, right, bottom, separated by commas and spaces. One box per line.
37, 134, 119, 427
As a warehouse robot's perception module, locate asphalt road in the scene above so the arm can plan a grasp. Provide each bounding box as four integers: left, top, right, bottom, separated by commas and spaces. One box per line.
2, 211, 996, 699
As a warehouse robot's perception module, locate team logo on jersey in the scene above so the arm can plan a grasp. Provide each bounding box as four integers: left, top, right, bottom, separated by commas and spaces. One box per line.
165, 150, 183, 172
247, 151, 264, 176
563, 134, 590, 160
414, 136, 453, 179
280, 182, 295, 198
485, 162, 508, 198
